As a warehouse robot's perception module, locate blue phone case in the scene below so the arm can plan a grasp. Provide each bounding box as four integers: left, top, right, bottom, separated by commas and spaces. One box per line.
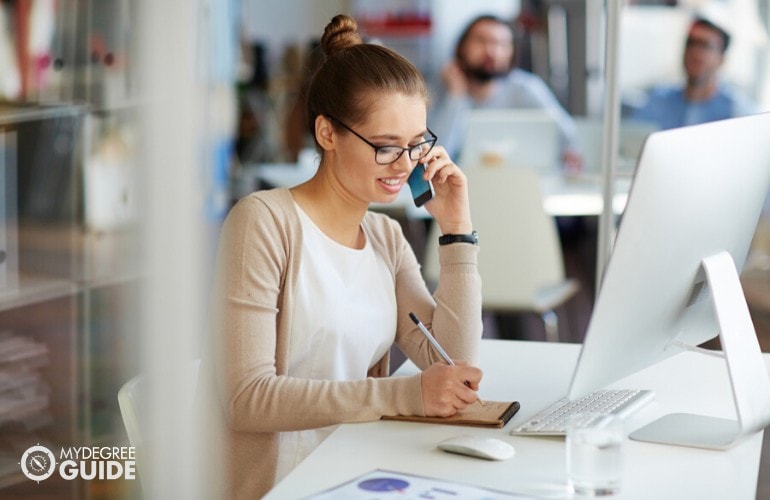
408, 164, 434, 207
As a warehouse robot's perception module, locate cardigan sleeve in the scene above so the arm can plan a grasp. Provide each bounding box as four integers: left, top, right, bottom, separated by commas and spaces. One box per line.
211, 194, 426, 433
392, 229, 483, 369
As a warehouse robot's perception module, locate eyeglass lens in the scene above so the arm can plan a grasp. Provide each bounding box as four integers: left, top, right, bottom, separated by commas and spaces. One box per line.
686, 36, 720, 52
376, 140, 435, 164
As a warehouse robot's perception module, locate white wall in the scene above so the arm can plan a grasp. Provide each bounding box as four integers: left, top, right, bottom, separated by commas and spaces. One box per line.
240, 0, 351, 68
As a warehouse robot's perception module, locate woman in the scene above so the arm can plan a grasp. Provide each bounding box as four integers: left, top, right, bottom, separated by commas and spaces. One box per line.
203, 14, 483, 498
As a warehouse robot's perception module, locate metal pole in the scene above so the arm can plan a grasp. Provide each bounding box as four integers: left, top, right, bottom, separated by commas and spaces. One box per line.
595, 0, 624, 292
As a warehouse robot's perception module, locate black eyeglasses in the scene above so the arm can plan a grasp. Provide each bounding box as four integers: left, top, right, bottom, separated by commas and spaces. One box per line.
327, 116, 437, 165
685, 36, 721, 53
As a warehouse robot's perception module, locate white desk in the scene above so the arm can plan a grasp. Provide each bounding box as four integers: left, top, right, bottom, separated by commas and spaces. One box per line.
265, 340, 767, 499
233, 164, 631, 218
539, 174, 630, 217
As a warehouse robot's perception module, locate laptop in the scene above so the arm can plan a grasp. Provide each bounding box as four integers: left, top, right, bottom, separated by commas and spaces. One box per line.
459, 109, 561, 173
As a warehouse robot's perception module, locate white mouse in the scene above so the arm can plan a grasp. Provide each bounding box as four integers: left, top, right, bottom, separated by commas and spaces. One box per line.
437, 435, 516, 461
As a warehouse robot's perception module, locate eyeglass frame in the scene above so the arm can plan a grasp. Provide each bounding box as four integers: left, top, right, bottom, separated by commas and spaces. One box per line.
685, 35, 723, 53
326, 115, 438, 165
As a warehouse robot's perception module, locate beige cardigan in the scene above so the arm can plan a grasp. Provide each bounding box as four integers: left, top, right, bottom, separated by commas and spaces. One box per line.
200, 188, 482, 498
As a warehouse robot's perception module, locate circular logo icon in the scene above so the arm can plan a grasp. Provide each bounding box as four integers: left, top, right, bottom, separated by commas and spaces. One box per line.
20, 445, 56, 482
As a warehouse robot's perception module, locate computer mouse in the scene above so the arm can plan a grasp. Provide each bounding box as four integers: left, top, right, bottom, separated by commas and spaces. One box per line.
437, 435, 516, 461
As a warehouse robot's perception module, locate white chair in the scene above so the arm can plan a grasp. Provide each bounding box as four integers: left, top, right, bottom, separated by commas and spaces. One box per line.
423, 167, 579, 342
117, 359, 201, 492
117, 374, 144, 452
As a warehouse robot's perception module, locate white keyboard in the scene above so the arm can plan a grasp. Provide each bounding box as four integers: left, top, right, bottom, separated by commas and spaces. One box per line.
509, 389, 655, 436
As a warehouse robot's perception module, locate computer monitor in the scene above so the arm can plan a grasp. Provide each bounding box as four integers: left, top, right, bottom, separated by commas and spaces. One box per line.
459, 109, 560, 172
568, 112, 770, 449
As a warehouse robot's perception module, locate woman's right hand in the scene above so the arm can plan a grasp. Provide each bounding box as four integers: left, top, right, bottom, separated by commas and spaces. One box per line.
420, 362, 483, 417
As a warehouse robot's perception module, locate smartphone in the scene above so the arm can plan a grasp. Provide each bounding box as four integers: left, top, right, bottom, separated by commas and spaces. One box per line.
407, 163, 434, 207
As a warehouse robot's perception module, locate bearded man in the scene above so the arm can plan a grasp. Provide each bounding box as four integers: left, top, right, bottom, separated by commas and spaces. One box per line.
430, 14, 582, 171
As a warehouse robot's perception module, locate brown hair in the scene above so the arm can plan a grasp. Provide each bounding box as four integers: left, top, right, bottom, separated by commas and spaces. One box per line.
306, 14, 428, 142
691, 17, 731, 53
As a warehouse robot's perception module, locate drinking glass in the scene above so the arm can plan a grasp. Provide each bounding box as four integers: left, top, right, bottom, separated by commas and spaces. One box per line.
566, 414, 625, 496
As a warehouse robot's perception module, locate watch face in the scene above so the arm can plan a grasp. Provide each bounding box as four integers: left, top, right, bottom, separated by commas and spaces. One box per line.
20, 445, 57, 482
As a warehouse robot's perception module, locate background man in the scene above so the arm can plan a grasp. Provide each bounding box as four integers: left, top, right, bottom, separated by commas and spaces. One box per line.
630, 17, 756, 130
430, 14, 582, 171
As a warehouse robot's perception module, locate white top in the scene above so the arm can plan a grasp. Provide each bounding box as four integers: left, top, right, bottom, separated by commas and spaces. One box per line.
275, 203, 397, 480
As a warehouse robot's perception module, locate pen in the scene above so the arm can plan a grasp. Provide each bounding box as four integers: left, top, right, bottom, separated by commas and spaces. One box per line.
409, 312, 485, 406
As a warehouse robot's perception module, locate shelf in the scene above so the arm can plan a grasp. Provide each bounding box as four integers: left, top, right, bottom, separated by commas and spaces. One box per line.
16, 224, 142, 289
0, 223, 141, 311
0, 275, 76, 312
0, 103, 88, 125
76, 229, 142, 287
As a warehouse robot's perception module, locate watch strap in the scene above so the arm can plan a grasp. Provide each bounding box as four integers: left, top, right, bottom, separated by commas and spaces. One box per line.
438, 230, 478, 246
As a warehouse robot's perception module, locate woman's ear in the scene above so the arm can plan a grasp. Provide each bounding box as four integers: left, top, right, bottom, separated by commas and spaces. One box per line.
315, 115, 336, 152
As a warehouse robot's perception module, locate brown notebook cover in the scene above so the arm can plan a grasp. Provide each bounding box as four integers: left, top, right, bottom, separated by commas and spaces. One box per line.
382, 401, 520, 428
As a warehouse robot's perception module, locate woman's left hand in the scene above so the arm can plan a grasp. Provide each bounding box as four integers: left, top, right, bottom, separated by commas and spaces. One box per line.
419, 146, 473, 235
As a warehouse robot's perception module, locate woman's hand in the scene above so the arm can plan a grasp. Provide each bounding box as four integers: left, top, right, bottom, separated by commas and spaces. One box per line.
420, 362, 483, 417
419, 146, 473, 235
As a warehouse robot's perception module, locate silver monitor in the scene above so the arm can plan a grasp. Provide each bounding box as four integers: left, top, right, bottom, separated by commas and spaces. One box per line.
568, 112, 770, 449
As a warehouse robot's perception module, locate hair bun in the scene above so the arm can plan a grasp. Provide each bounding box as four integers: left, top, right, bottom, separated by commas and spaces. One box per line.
321, 14, 363, 57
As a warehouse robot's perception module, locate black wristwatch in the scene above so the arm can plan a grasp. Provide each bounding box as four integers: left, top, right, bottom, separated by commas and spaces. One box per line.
438, 230, 478, 246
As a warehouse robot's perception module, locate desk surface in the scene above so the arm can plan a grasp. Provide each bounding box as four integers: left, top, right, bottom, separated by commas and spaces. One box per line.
265, 340, 767, 499
234, 164, 631, 218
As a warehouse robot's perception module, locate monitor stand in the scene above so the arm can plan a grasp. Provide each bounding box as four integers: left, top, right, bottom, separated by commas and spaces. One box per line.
630, 251, 770, 449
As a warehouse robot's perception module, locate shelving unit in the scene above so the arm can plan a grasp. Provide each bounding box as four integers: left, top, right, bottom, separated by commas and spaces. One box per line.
0, 103, 79, 494
0, 1, 140, 497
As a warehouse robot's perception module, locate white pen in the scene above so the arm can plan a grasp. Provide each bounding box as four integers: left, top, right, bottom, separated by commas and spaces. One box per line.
409, 312, 485, 406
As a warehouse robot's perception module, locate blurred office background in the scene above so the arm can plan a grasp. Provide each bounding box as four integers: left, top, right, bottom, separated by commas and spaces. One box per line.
0, 0, 768, 498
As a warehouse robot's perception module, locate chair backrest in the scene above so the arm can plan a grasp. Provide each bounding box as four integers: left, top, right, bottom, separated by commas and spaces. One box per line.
117, 375, 144, 450
423, 167, 567, 311
117, 359, 201, 458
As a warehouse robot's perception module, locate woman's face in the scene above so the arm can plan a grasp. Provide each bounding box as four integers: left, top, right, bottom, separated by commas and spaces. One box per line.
332, 93, 429, 206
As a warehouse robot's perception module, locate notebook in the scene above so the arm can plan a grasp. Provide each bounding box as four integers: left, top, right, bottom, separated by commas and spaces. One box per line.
382, 400, 520, 428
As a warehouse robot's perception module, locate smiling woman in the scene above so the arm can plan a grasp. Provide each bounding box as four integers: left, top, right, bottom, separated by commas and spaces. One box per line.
199, 13, 484, 500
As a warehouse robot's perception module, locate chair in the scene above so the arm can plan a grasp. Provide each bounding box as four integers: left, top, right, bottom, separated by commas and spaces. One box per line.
423, 167, 579, 342
117, 359, 201, 491
117, 373, 144, 452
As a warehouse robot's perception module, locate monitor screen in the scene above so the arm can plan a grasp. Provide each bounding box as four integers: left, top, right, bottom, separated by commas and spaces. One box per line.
569, 112, 770, 400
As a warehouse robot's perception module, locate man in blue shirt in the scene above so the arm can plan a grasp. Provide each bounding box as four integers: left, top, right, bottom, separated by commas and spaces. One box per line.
631, 17, 756, 130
